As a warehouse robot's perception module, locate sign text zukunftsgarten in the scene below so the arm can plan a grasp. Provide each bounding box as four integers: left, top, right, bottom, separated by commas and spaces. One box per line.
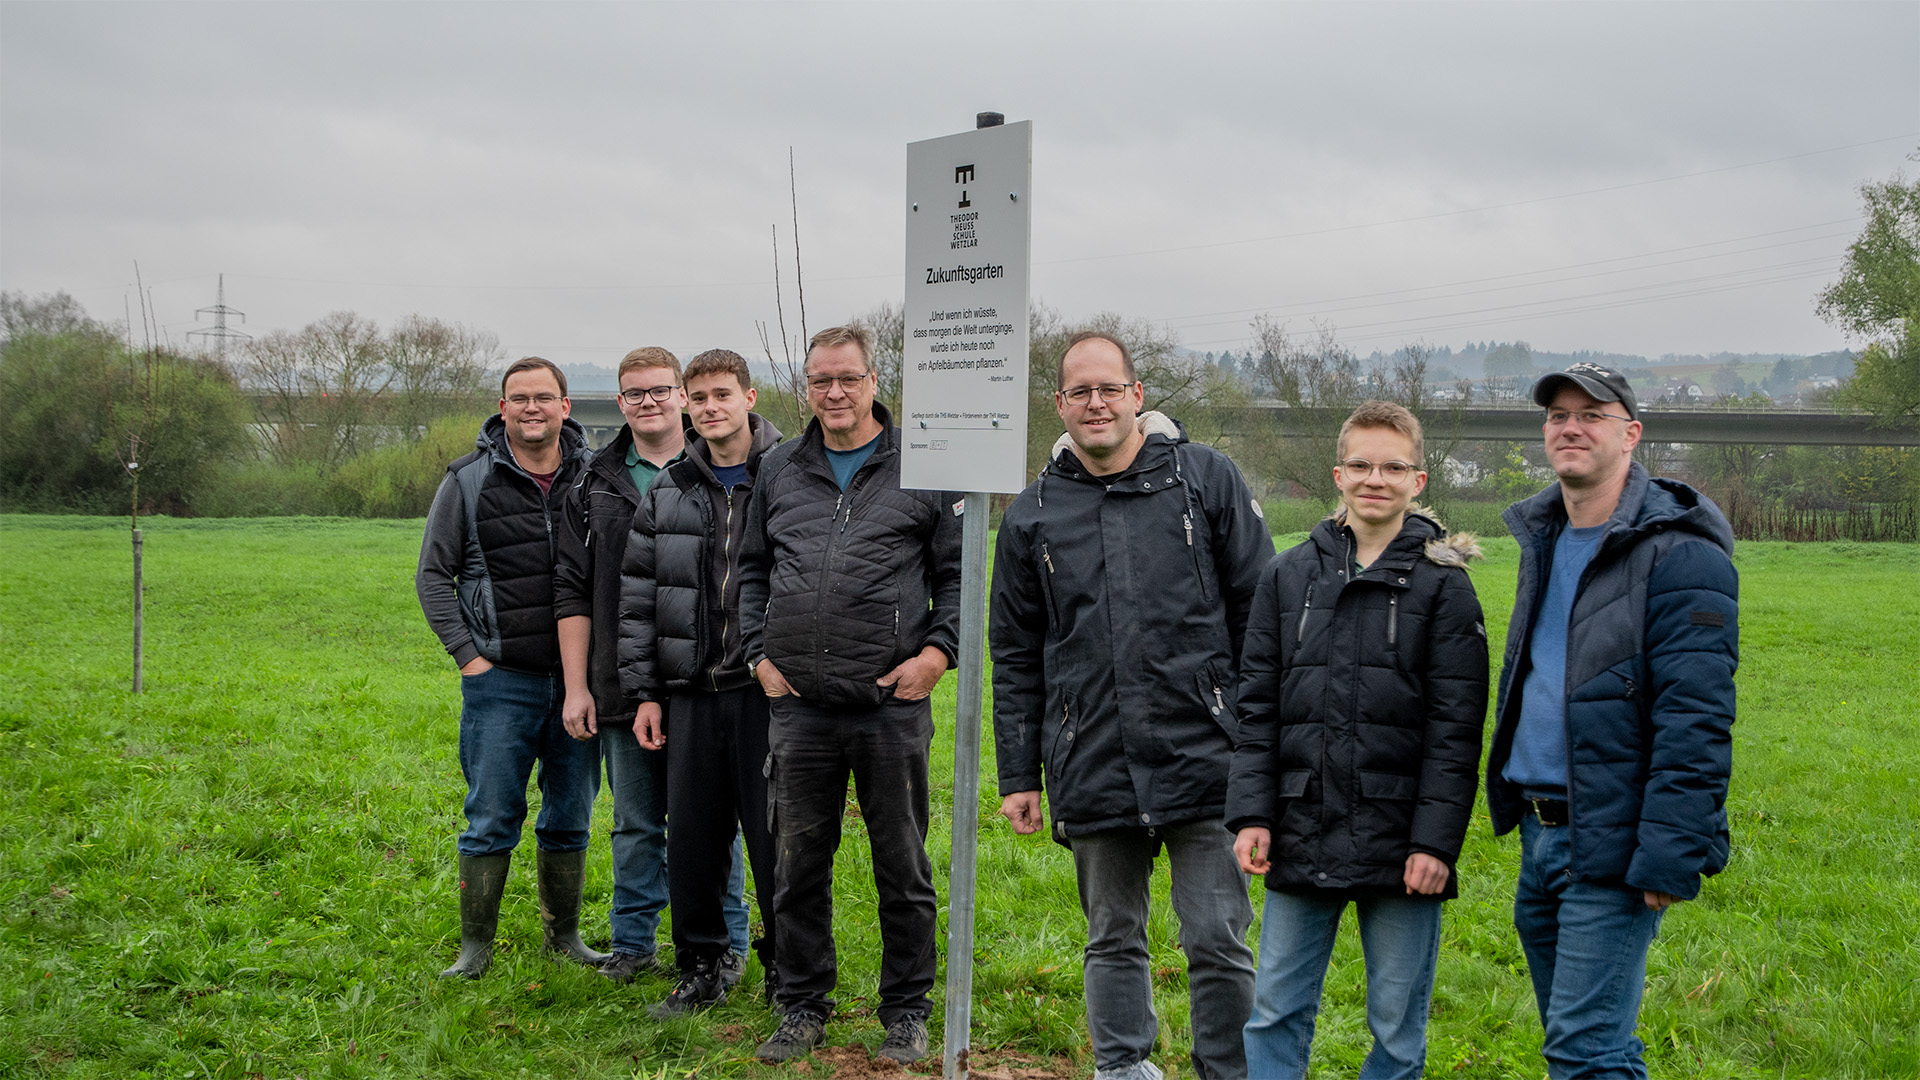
900, 120, 1032, 494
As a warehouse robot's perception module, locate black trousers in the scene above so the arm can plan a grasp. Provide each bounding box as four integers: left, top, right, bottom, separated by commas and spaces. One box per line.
768, 694, 936, 1027
666, 686, 778, 977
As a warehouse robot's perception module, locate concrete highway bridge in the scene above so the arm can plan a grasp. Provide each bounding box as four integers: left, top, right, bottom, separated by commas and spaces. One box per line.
564, 393, 1920, 448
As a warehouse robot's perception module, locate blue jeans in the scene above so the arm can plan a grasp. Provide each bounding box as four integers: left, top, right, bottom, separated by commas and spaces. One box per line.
601, 722, 750, 958
456, 666, 599, 856
1243, 889, 1442, 1079
1069, 820, 1255, 1080
1513, 816, 1665, 1080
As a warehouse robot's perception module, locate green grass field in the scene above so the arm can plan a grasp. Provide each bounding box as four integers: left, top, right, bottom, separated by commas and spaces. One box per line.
1, 516, 1916, 1079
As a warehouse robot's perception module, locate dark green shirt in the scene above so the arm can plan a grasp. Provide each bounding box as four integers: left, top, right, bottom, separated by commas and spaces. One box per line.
625, 442, 681, 493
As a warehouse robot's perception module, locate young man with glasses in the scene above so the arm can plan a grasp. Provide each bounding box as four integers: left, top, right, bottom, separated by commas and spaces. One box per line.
1227, 401, 1488, 1079
553, 346, 753, 984
990, 331, 1274, 1080
616, 349, 786, 1017
416, 357, 603, 978
1488, 364, 1737, 1078
737, 325, 962, 1064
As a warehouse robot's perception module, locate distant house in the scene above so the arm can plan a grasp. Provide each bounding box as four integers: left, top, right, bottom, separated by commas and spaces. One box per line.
1808, 375, 1840, 390
1655, 378, 1705, 403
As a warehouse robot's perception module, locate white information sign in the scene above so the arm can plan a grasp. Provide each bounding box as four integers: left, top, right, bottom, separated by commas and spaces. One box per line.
900, 120, 1032, 493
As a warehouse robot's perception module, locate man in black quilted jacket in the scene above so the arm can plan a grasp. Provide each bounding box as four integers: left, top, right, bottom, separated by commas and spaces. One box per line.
1488, 364, 1738, 1080
736, 325, 963, 1065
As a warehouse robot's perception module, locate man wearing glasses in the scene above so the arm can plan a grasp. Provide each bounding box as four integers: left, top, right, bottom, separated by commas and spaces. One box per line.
553, 347, 752, 983
416, 357, 602, 977
990, 331, 1273, 1080
737, 325, 962, 1064
1487, 363, 1737, 1078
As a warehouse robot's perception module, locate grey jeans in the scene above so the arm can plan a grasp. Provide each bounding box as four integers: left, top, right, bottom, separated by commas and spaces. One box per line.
1069, 819, 1255, 1079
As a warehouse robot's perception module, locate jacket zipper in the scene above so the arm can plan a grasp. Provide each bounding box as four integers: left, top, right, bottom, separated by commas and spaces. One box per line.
1212, 686, 1226, 715
713, 487, 737, 690
1042, 542, 1063, 627
1297, 583, 1315, 643
1388, 594, 1398, 646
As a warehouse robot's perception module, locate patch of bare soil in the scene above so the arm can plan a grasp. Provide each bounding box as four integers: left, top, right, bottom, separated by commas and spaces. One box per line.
814, 1046, 1075, 1080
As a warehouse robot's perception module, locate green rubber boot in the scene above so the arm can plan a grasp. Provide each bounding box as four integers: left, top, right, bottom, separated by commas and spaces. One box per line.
536, 848, 611, 966
440, 852, 511, 978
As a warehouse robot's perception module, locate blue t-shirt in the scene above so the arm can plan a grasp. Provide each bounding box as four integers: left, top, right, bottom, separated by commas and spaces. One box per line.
710, 461, 750, 490
1503, 522, 1607, 795
824, 432, 881, 491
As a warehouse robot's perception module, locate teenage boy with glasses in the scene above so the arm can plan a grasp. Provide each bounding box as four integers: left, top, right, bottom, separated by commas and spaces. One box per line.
1227, 400, 1489, 1079
991, 331, 1274, 1080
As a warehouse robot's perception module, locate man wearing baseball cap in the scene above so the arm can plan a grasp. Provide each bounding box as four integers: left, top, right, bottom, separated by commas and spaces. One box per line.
1485, 363, 1739, 1078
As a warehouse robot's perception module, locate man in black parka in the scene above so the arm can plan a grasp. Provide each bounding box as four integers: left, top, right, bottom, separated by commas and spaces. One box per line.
991, 331, 1274, 1080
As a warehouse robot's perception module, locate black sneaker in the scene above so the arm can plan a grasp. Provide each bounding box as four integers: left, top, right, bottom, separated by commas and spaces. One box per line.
648, 961, 727, 1019
599, 950, 658, 984
716, 950, 745, 991
755, 1010, 826, 1062
876, 1016, 929, 1063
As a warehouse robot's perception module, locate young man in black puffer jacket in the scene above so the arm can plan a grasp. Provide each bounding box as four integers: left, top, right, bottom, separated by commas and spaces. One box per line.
1226, 401, 1489, 1080
616, 349, 784, 1017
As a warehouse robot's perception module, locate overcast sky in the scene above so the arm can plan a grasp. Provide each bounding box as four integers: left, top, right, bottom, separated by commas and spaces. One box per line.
4, 1, 1916, 370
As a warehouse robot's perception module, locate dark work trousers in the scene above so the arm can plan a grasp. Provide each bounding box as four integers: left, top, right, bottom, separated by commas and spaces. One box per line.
665, 686, 779, 979
768, 693, 937, 1027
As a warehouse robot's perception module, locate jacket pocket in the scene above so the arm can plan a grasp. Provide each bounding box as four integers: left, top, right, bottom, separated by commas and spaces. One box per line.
1044, 690, 1079, 784
1359, 770, 1417, 800
1277, 769, 1312, 799
1196, 665, 1238, 744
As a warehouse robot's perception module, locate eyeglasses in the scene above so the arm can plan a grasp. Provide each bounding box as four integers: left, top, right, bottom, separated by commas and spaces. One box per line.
1545, 409, 1632, 427
619, 385, 681, 404
505, 393, 562, 408
806, 372, 872, 394
1058, 382, 1135, 407
1338, 458, 1417, 484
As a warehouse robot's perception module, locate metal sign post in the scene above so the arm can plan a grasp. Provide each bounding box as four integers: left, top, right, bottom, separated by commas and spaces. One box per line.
900, 112, 1032, 1080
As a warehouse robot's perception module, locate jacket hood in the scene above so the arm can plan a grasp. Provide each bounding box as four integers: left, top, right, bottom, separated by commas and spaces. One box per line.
474, 413, 591, 474
1048, 409, 1184, 465
1505, 461, 1733, 556
1314, 507, 1484, 569
681, 412, 786, 486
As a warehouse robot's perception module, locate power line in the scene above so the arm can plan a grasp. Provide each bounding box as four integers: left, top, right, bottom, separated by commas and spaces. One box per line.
185, 273, 251, 359
1040, 132, 1918, 266
1149, 218, 1861, 329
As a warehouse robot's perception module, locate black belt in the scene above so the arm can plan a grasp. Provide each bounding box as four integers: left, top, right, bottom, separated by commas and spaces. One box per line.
1527, 798, 1570, 827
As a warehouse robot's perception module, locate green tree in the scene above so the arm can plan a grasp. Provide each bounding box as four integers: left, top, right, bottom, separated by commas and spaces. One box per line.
0, 291, 250, 513
1819, 169, 1920, 419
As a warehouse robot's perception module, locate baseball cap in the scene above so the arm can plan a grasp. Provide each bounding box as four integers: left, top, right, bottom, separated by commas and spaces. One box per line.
1532, 362, 1638, 420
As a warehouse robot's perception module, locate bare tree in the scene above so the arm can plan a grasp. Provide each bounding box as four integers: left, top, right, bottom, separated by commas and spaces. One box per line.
242, 312, 497, 470
385, 315, 498, 441
1247, 318, 1365, 503
852, 300, 906, 415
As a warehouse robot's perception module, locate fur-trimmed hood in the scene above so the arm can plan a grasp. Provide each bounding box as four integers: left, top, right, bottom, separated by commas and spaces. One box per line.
1048, 409, 1182, 462
1328, 505, 1484, 569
